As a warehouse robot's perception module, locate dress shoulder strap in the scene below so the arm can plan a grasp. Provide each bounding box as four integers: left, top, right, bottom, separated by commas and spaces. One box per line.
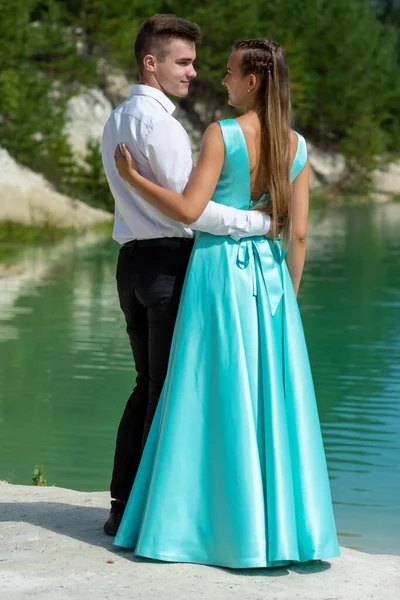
216, 119, 250, 195
216, 118, 241, 154
290, 132, 308, 182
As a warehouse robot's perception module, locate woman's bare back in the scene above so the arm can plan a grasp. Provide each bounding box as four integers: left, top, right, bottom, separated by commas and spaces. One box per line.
236, 113, 298, 202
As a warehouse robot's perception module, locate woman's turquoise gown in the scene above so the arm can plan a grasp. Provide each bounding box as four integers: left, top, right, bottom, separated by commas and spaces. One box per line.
114, 119, 340, 568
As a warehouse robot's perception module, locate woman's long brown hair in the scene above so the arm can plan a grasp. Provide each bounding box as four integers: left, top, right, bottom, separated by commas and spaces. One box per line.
233, 39, 292, 245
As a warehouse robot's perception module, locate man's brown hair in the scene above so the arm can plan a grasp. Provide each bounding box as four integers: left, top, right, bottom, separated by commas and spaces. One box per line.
135, 14, 201, 75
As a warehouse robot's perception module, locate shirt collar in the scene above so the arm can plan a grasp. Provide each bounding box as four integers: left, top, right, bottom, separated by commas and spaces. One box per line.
130, 84, 176, 115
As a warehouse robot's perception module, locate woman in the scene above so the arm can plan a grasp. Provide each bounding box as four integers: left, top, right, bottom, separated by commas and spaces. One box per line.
113, 39, 340, 568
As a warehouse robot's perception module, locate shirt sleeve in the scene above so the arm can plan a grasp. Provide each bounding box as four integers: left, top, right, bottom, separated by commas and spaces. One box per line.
191, 202, 271, 239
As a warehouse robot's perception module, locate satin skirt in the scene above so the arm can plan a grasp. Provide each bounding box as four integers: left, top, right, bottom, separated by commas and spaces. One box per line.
114, 233, 340, 568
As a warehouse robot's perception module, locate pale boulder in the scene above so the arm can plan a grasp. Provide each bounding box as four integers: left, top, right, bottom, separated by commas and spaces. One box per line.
0, 147, 112, 229
64, 88, 113, 158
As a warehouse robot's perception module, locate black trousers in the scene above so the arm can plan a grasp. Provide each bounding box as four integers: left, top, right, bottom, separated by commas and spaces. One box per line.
110, 237, 194, 501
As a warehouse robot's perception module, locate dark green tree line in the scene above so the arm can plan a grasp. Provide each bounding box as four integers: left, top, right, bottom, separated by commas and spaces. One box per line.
0, 0, 399, 204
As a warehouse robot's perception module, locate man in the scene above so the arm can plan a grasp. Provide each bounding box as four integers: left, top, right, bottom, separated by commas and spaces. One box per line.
101, 14, 271, 535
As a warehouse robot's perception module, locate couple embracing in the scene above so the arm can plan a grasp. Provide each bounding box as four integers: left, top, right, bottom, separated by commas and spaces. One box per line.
101, 14, 340, 569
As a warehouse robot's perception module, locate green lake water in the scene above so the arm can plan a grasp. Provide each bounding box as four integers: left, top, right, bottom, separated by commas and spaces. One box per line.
1, 203, 399, 555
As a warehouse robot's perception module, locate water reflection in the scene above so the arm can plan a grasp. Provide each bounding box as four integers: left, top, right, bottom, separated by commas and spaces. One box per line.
0, 236, 130, 493
302, 203, 400, 554
0, 203, 399, 555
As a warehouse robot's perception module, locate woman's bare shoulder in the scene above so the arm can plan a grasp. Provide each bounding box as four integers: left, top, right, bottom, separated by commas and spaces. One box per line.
198, 122, 225, 160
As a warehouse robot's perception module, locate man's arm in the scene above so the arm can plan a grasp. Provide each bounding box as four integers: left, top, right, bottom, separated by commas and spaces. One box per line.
145, 119, 270, 237
191, 203, 270, 238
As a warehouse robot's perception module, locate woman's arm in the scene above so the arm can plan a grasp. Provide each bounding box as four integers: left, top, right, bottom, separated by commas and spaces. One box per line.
115, 123, 225, 225
285, 160, 310, 296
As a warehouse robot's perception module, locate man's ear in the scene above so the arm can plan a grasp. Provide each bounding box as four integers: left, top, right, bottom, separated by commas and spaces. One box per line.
143, 54, 156, 73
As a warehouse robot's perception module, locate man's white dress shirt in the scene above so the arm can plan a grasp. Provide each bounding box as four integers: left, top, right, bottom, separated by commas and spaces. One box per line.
101, 84, 270, 244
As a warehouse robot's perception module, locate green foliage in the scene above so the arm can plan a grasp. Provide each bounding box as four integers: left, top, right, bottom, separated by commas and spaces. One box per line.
0, 0, 399, 200
74, 0, 398, 190
0, 0, 101, 204
0, 65, 69, 173
0, 221, 72, 245
184, 0, 399, 190
58, 0, 159, 72
32, 465, 47, 486
341, 115, 388, 193
64, 140, 114, 211
0, 219, 112, 264
5, 470, 15, 484
0, 221, 74, 262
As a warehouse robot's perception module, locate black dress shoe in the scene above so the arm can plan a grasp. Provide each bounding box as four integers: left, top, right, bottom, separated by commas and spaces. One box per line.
103, 500, 126, 536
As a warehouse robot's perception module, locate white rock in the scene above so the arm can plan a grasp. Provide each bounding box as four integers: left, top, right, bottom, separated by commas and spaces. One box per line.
374, 161, 400, 196
65, 88, 113, 158
0, 483, 399, 600
97, 58, 132, 106
0, 147, 112, 229
307, 141, 346, 185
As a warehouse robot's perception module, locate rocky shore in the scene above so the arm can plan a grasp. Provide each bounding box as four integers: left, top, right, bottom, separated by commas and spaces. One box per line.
0, 483, 399, 600
0, 147, 112, 230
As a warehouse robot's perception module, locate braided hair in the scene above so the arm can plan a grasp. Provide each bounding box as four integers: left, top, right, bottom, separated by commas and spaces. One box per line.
233, 39, 292, 245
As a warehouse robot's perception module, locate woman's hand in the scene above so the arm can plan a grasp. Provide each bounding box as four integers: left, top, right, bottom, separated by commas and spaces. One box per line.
114, 143, 138, 183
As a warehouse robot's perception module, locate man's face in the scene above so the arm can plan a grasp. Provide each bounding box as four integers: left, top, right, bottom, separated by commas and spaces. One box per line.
154, 39, 197, 97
